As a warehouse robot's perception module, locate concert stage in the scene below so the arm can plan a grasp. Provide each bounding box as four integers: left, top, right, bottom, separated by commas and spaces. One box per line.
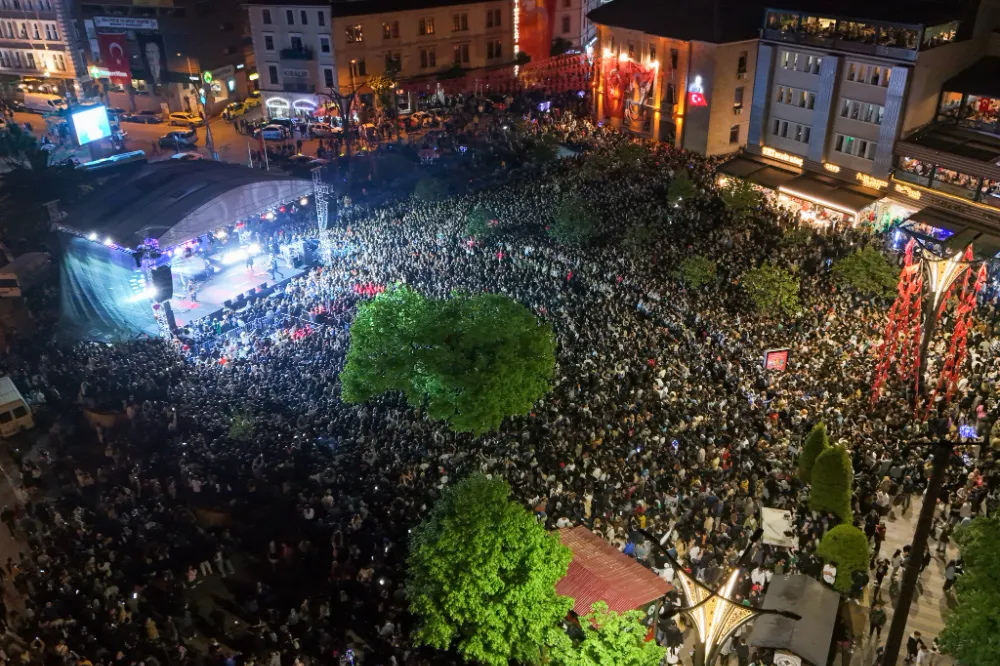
169, 260, 306, 327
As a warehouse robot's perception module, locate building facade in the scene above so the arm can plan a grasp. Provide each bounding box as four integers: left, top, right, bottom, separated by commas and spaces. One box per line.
588, 0, 767, 155
723, 1, 1000, 230
0, 0, 86, 99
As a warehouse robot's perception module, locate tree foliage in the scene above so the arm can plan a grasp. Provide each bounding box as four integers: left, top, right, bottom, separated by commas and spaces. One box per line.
228, 408, 256, 441
741, 264, 800, 318
532, 134, 560, 163
667, 170, 697, 203
939, 516, 1000, 666
407, 474, 574, 666
465, 206, 498, 239
340, 286, 556, 435
546, 602, 664, 666
549, 196, 597, 245
832, 246, 899, 298
798, 422, 830, 483
780, 226, 814, 249
622, 224, 656, 255
808, 444, 853, 522
719, 178, 765, 219
675, 255, 717, 289
816, 524, 869, 594
413, 176, 448, 202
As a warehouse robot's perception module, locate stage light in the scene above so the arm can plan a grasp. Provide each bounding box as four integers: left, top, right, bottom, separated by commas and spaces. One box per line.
248, 243, 262, 255
300, 197, 309, 206
88, 232, 98, 241
104, 237, 114, 246
265, 211, 275, 221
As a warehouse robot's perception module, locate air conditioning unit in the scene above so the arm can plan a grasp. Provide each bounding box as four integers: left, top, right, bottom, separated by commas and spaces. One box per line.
736, 72, 747, 80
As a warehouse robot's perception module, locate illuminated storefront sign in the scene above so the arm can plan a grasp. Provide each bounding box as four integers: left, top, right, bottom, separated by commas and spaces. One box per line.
823, 163, 841, 173
761, 146, 803, 167
894, 183, 923, 200
687, 75, 707, 107
856, 173, 888, 190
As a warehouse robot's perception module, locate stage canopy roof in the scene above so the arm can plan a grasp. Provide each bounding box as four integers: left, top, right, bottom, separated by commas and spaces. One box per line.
748, 574, 839, 666
556, 526, 672, 616
58, 161, 313, 250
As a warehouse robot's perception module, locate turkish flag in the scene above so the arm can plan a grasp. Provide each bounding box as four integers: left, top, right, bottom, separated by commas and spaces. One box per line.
688, 91, 707, 107
97, 33, 132, 87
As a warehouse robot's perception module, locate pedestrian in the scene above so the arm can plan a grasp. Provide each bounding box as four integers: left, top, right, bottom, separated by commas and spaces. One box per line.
869, 602, 886, 642
905, 631, 922, 664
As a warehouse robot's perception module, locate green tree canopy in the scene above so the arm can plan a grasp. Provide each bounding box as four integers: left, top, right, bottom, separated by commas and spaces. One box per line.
798, 422, 830, 483
228, 408, 255, 441
741, 264, 800, 318
532, 134, 560, 163
622, 223, 655, 255
466, 205, 498, 239
340, 286, 556, 434
413, 176, 448, 202
675, 255, 718, 289
940, 516, 1000, 666
407, 474, 574, 666
832, 246, 900, 298
808, 444, 853, 522
667, 170, 698, 203
816, 524, 869, 594
549, 196, 598, 245
546, 602, 665, 666
719, 178, 765, 219
780, 226, 814, 250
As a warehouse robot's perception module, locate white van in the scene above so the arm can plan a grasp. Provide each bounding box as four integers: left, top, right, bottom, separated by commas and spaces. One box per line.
22, 92, 67, 114
0, 376, 33, 438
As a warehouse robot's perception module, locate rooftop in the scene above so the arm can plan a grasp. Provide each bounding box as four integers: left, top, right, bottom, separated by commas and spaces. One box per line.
587, 0, 772, 43
943, 56, 1000, 99
748, 575, 839, 666
555, 526, 672, 616
764, 0, 965, 27
902, 122, 1000, 164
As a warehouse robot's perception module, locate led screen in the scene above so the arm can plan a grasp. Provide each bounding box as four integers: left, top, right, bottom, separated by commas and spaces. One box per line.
72, 105, 112, 146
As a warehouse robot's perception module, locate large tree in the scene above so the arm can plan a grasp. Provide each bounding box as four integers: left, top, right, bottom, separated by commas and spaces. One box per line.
798, 422, 830, 483
667, 170, 697, 203
816, 524, 869, 594
549, 196, 597, 245
407, 474, 574, 666
741, 264, 801, 318
832, 246, 900, 298
940, 516, 1000, 666
546, 602, 665, 666
808, 444, 853, 522
340, 286, 556, 434
675, 255, 717, 289
719, 178, 765, 219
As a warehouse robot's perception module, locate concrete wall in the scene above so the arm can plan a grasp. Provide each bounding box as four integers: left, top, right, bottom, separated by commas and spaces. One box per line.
705, 39, 757, 155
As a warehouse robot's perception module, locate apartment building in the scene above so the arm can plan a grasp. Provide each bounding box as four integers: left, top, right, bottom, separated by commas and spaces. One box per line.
0, 0, 86, 99
246, 0, 514, 118
723, 0, 1000, 230
588, 0, 769, 155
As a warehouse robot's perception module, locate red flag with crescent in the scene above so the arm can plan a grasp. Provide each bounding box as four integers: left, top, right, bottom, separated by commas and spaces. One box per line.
97, 33, 132, 87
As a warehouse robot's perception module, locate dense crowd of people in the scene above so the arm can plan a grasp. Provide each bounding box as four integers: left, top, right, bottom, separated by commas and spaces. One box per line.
0, 99, 998, 666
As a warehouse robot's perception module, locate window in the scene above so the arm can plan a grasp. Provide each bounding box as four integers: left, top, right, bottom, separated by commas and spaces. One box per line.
486, 8, 502, 27
453, 42, 469, 64
834, 133, 877, 159
350, 58, 366, 76
299, 10, 307, 25
262, 8, 271, 24
267, 64, 278, 84
263, 34, 274, 51
419, 17, 435, 35
32, 23, 39, 39
453, 13, 468, 31
323, 67, 334, 88
319, 36, 331, 53
420, 47, 436, 68
346, 24, 363, 43
729, 124, 740, 144
649, 44, 656, 62
670, 48, 678, 69
628, 42, 635, 59
839, 98, 884, 125
933, 166, 980, 199
737, 50, 747, 74
734, 86, 744, 110
290, 35, 303, 50
797, 90, 815, 109
487, 39, 502, 59
384, 52, 400, 71
383, 21, 399, 39
285, 9, 293, 24
665, 83, 676, 105
562, 15, 571, 34
318, 11, 325, 26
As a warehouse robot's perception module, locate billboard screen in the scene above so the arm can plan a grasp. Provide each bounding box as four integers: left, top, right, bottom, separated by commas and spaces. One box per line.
71, 105, 112, 146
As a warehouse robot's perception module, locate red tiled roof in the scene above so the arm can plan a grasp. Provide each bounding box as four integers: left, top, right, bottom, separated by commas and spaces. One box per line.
556, 526, 672, 617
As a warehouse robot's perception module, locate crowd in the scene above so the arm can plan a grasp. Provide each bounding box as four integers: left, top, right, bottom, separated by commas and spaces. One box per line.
0, 103, 998, 666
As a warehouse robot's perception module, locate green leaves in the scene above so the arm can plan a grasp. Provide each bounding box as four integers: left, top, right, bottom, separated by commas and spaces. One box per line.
798, 422, 830, 483
832, 246, 900, 298
675, 255, 717, 289
340, 286, 556, 435
547, 602, 665, 666
741, 264, 801, 318
719, 178, 765, 219
816, 524, 869, 594
413, 176, 448, 202
808, 444, 853, 522
407, 475, 574, 666
228, 408, 256, 441
466, 206, 498, 239
939, 516, 1000, 666
549, 196, 597, 246
667, 170, 698, 204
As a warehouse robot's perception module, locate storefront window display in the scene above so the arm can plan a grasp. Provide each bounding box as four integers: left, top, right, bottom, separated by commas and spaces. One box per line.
871, 198, 919, 232
932, 166, 980, 199
775, 191, 860, 228
939, 93, 1000, 133
895, 156, 933, 186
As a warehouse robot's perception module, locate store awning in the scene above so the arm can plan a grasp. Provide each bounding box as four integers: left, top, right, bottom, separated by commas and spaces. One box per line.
717, 157, 799, 190
905, 207, 1000, 256
779, 174, 882, 215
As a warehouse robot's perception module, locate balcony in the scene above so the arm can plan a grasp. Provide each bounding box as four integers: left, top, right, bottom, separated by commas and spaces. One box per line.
762, 28, 917, 62
280, 47, 313, 61
282, 82, 315, 93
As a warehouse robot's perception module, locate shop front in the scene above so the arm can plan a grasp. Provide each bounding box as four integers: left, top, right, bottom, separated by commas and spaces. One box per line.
263, 91, 319, 119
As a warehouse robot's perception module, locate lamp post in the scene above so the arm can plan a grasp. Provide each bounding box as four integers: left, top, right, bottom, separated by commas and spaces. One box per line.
640, 529, 800, 666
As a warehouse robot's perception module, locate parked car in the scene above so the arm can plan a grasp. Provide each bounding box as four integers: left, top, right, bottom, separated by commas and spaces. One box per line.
158, 129, 197, 148
170, 152, 204, 160
285, 154, 316, 166
258, 124, 287, 141
310, 122, 341, 137
222, 101, 248, 119
246, 91, 262, 107
121, 110, 163, 124
168, 112, 205, 127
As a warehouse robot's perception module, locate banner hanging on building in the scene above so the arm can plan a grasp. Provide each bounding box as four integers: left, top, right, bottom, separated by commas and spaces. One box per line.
603, 59, 656, 121
97, 33, 132, 87
136, 32, 168, 90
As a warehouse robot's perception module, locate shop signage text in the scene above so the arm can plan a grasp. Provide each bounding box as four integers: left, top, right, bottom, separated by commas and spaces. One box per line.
894, 183, 922, 201
823, 163, 841, 173
282, 68, 309, 79
856, 173, 888, 190
94, 16, 159, 30
761, 147, 803, 167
